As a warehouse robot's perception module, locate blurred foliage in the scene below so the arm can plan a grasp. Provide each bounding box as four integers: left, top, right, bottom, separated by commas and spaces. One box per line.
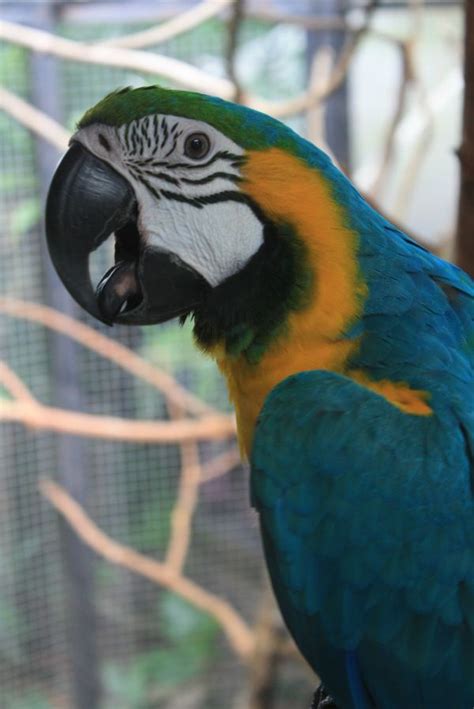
142, 320, 229, 409
102, 593, 218, 708
10, 197, 41, 238
3, 691, 52, 709
0, 594, 26, 665
127, 491, 174, 552
0, 385, 11, 400
0, 10, 324, 709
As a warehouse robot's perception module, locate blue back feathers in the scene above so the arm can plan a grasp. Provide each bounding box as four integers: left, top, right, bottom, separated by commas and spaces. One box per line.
250, 150, 474, 708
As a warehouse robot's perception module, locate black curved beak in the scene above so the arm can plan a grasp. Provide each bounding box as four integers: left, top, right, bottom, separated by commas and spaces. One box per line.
45, 143, 209, 325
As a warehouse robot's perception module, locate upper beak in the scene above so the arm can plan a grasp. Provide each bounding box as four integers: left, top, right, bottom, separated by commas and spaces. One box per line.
45, 143, 209, 325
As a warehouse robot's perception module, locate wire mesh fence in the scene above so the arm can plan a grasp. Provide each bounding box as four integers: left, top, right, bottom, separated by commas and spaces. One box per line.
0, 1, 465, 708
0, 7, 312, 708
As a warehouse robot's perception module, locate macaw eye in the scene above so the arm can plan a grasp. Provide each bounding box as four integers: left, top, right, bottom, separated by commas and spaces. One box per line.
184, 133, 210, 160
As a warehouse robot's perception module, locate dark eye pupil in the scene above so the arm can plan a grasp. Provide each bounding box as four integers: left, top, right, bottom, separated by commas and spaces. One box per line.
184, 133, 210, 159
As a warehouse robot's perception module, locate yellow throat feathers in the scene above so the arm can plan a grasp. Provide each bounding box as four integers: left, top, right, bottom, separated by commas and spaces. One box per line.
211, 148, 431, 456
217, 148, 365, 455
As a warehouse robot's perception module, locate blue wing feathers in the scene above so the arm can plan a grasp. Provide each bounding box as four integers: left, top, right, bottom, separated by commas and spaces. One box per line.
251, 233, 474, 707
345, 652, 373, 709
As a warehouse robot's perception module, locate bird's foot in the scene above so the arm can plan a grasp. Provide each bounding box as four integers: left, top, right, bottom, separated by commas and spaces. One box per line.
310, 684, 338, 709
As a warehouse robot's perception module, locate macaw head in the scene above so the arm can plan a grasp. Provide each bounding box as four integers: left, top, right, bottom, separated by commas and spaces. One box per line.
46, 85, 360, 362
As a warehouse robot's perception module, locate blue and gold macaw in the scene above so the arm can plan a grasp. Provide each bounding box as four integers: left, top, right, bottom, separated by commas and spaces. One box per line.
45, 86, 474, 708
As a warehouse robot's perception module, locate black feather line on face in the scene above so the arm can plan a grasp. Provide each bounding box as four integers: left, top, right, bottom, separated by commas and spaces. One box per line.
141, 170, 180, 186
163, 133, 179, 159
131, 125, 139, 153
158, 190, 264, 220
181, 172, 241, 186
153, 114, 159, 152
141, 118, 151, 150
160, 117, 169, 149
149, 151, 244, 171
160, 189, 203, 208
137, 174, 161, 200
125, 122, 132, 152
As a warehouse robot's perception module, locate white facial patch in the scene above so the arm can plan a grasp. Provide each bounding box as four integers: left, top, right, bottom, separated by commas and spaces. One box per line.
139, 190, 263, 287
73, 115, 264, 286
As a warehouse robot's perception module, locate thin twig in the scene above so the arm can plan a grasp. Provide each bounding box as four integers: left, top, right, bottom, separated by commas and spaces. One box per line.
305, 46, 336, 152
102, 0, 234, 49
369, 39, 415, 199
0, 19, 235, 99
0, 399, 234, 443
246, 583, 288, 709
165, 459, 199, 570
199, 446, 242, 483
0, 361, 36, 403
40, 479, 254, 661
252, 0, 379, 118
0, 12, 381, 120
226, 0, 245, 102
246, 10, 347, 31
393, 0, 435, 218
0, 302, 236, 441
393, 104, 434, 218
165, 399, 202, 573
0, 87, 69, 151
0, 299, 217, 417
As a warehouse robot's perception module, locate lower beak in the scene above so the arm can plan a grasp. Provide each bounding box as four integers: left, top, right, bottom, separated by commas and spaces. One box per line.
45, 143, 208, 325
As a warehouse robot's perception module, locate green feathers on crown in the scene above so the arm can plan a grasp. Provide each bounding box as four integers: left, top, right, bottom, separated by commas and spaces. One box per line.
78, 85, 302, 156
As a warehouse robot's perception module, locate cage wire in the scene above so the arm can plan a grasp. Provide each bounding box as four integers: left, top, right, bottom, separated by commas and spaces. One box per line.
0, 2, 465, 708
0, 10, 313, 709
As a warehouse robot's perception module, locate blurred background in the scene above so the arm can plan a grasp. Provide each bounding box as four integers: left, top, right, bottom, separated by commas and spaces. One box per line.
0, 1, 470, 708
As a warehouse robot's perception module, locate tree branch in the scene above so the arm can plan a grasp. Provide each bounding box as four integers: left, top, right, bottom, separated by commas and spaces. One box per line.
0, 86, 69, 151
246, 584, 288, 709
0, 361, 36, 403
40, 479, 254, 661
102, 0, 234, 49
0, 298, 216, 417
0, 300, 237, 443
0, 19, 235, 99
252, 0, 379, 118
0, 398, 234, 443
226, 0, 245, 102
199, 446, 241, 483
369, 39, 415, 199
165, 399, 202, 573
0, 10, 379, 120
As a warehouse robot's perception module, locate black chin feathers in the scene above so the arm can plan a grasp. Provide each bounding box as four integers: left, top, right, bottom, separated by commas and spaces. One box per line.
192, 220, 313, 363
